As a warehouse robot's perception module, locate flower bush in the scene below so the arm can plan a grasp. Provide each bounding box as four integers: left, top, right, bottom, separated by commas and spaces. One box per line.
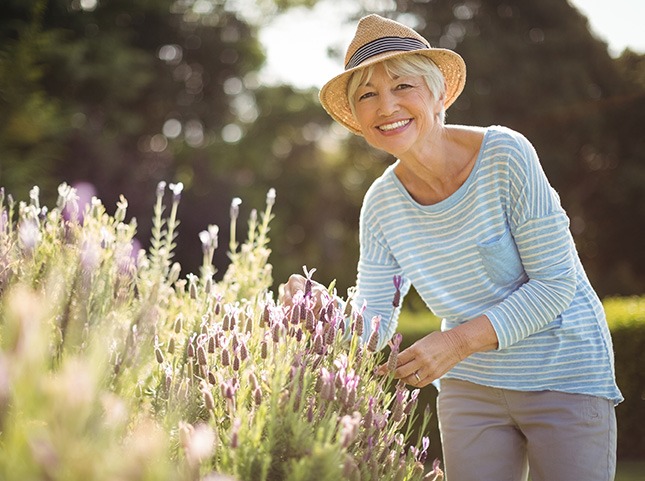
0, 183, 442, 481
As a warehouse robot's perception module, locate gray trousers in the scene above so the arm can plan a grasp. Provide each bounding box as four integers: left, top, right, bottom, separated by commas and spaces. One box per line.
437, 378, 617, 481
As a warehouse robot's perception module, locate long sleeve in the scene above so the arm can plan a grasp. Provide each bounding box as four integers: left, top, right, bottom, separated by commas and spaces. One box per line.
355, 216, 410, 351
483, 133, 577, 349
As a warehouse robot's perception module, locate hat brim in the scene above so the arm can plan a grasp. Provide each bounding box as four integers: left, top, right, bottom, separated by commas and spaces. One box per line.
319, 48, 466, 136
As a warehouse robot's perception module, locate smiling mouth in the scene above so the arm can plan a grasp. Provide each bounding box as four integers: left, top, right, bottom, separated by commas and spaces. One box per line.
377, 119, 411, 132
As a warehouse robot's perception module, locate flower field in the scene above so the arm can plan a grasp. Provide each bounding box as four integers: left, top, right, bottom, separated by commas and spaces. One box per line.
0, 183, 442, 481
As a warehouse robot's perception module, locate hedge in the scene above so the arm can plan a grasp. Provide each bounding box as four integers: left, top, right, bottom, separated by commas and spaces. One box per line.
397, 295, 645, 461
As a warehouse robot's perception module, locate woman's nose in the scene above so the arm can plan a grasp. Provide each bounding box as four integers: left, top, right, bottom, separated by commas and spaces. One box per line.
377, 91, 399, 117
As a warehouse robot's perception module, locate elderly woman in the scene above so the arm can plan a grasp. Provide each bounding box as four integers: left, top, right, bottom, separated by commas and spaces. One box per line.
282, 14, 621, 481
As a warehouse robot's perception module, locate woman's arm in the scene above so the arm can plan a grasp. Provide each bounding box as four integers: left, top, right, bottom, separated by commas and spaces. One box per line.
381, 314, 498, 386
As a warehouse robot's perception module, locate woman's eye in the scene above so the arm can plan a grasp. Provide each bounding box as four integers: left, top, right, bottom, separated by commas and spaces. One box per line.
358, 92, 375, 100
396, 83, 413, 90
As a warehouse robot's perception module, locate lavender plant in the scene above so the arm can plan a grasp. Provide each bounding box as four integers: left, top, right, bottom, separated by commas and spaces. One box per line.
0, 183, 442, 481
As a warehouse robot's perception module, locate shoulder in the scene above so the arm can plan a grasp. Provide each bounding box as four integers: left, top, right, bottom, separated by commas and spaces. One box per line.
362, 164, 397, 209
484, 125, 535, 154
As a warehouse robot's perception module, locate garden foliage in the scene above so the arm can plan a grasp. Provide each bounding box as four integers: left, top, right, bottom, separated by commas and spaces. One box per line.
0, 183, 442, 481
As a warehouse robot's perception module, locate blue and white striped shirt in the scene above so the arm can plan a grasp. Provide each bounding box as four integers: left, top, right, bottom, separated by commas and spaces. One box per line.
356, 125, 622, 404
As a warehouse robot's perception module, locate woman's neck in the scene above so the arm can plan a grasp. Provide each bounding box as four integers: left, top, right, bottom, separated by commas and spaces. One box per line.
394, 125, 485, 205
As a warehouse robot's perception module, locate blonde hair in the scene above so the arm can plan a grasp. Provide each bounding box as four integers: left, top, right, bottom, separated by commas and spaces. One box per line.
347, 54, 447, 123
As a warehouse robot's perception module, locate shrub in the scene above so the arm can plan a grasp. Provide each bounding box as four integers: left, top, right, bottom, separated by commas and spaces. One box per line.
0, 184, 443, 481
604, 296, 645, 459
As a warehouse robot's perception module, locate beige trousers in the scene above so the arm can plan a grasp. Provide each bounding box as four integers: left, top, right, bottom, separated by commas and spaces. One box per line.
437, 378, 617, 481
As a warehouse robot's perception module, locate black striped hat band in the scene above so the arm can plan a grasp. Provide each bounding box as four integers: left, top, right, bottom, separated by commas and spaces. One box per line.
345, 36, 429, 70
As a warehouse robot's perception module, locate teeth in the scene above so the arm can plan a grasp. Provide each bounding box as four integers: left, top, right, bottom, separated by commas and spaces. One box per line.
378, 119, 410, 131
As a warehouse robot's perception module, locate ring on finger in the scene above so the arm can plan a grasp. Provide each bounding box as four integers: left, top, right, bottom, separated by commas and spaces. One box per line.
414, 371, 421, 382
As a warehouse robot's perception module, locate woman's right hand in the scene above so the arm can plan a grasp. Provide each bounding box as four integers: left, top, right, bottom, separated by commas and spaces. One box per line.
280, 274, 330, 315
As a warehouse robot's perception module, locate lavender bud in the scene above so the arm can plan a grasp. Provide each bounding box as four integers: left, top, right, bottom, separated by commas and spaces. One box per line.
249, 372, 259, 389
197, 345, 207, 365
239, 342, 248, 361
156, 181, 166, 198
203, 389, 215, 412
230, 197, 242, 221
168, 262, 182, 285
168, 336, 176, 354
346, 386, 357, 408
260, 340, 268, 359
387, 350, 398, 372
367, 330, 379, 352
174, 315, 183, 334
354, 312, 364, 337
208, 336, 215, 353
208, 371, 217, 385
261, 304, 270, 327
289, 304, 299, 325
266, 188, 276, 207
232, 355, 240, 372
324, 323, 336, 346
305, 309, 315, 332
155, 347, 164, 364
187, 342, 195, 358
313, 334, 324, 355
254, 387, 262, 405
272, 323, 281, 343
221, 347, 230, 367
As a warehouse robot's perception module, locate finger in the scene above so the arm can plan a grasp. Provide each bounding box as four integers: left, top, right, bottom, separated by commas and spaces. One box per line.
395, 346, 416, 366
405, 371, 421, 386
393, 361, 419, 380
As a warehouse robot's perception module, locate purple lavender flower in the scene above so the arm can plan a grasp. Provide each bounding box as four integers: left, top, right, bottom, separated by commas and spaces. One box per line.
302, 266, 316, 299
353, 302, 366, 337
367, 316, 381, 352
404, 388, 420, 415
392, 275, 403, 308
391, 388, 407, 423
387, 333, 403, 372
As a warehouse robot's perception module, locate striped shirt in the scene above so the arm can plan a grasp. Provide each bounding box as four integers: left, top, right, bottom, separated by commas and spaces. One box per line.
356, 125, 622, 404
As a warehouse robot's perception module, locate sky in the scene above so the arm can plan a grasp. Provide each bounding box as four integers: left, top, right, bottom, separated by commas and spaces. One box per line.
259, 0, 645, 89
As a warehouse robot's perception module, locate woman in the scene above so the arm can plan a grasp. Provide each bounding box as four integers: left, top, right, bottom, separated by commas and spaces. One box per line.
282, 14, 621, 481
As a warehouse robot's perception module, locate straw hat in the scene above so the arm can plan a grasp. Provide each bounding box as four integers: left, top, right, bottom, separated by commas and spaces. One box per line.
319, 14, 467, 136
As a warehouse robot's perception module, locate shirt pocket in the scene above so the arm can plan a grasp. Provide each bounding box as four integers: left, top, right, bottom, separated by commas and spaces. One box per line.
477, 228, 526, 286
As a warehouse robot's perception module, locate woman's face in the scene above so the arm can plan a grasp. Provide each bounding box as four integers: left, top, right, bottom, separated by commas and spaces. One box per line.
352, 62, 442, 158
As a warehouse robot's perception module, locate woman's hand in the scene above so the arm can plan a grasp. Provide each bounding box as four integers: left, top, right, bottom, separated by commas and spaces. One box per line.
280, 274, 330, 314
380, 330, 465, 387
379, 315, 499, 387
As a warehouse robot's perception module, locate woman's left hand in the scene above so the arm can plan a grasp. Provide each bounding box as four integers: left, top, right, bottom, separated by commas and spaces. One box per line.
377, 315, 498, 386
379, 330, 466, 387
